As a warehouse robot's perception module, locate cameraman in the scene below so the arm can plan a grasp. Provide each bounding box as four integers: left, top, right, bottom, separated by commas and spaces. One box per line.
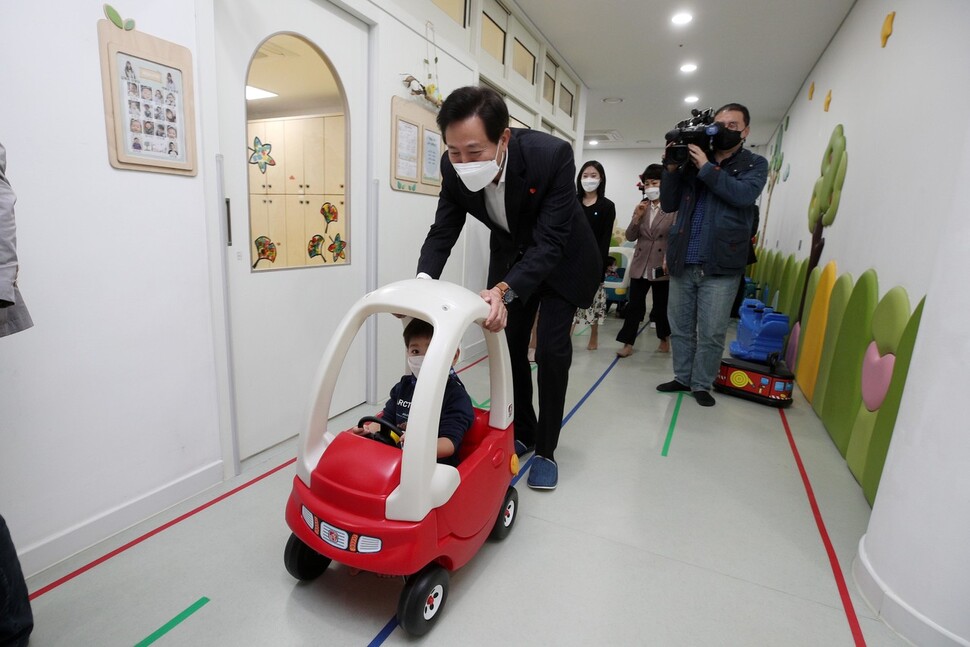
655, 103, 768, 406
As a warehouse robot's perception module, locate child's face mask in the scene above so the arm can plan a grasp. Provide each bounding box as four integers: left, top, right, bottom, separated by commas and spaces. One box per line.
407, 355, 424, 377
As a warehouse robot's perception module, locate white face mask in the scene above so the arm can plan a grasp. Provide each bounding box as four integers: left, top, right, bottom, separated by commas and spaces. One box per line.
453, 140, 505, 192
407, 355, 424, 378
644, 186, 660, 201
581, 177, 600, 193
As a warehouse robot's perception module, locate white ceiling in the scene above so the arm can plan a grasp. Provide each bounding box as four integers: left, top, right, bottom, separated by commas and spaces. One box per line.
515, 0, 856, 148
246, 34, 343, 120
246, 2, 856, 148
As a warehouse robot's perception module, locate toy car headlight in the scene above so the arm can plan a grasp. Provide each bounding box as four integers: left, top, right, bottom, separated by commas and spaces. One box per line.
301, 505, 382, 553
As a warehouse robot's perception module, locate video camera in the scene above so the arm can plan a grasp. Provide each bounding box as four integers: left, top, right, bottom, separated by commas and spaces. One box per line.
664, 107, 719, 165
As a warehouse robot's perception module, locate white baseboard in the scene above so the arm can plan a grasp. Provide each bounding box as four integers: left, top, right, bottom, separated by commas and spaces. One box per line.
854, 535, 970, 647
19, 461, 224, 577
461, 338, 487, 364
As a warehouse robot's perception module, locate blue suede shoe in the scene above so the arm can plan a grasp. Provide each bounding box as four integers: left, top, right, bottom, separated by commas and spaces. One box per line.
514, 440, 535, 457
527, 456, 558, 490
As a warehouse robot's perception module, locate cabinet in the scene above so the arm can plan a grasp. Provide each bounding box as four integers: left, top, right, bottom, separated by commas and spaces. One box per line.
323, 115, 345, 194
248, 114, 346, 270
249, 194, 285, 269
247, 120, 285, 195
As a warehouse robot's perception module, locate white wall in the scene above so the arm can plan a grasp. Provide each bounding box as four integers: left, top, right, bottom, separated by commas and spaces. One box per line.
0, 0, 516, 576
0, 1, 224, 574
579, 147, 666, 231
759, 0, 970, 300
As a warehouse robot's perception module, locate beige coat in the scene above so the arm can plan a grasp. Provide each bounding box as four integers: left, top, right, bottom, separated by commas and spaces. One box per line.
625, 200, 676, 281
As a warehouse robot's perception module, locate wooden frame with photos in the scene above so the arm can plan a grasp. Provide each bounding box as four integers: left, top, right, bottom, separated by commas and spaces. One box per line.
97, 20, 197, 176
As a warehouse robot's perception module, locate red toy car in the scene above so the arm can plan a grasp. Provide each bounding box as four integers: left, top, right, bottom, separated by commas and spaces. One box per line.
284, 279, 520, 636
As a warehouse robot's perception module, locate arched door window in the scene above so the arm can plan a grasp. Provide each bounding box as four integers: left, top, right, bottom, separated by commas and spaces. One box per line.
245, 33, 348, 270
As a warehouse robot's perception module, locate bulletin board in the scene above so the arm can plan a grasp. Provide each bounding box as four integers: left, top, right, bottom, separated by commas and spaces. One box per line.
391, 96, 442, 196
97, 19, 197, 176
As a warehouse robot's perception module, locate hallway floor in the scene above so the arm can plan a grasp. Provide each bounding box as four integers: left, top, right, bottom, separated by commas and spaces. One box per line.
26, 316, 908, 646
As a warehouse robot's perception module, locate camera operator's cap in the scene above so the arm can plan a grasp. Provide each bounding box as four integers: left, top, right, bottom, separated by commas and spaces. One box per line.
641, 163, 663, 181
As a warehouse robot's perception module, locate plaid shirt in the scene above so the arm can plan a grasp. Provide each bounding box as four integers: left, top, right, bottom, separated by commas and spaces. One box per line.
685, 188, 707, 264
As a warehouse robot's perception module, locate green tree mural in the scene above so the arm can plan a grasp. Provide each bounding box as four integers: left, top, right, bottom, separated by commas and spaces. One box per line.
799, 124, 847, 321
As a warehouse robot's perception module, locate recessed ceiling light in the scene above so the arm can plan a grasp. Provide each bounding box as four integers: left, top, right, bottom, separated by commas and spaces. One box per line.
684, 95, 699, 103
602, 97, 624, 104
680, 63, 698, 73
589, 140, 599, 146
246, 85, 278, 100
671, 12, 693, 25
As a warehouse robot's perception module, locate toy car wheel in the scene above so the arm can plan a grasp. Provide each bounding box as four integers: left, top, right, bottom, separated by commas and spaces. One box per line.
489, 487, 518, 540
397, 564, 449, 637
284, 533, 331, 581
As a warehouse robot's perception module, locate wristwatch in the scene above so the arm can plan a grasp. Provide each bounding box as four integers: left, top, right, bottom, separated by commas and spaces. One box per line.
495, 281, 517, 305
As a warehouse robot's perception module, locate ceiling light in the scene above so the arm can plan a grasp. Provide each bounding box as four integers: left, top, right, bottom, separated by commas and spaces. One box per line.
680, 63, 697, 73
588, 140, 599, 146
602, 97, 624, 104
684, 95, 699, 103
246, 85, 278, 100
671, 12, 693, 25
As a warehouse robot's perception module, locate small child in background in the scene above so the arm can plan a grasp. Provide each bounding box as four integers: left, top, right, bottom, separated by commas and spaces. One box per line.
352, 318, 473, 466
604, 257, 619, 281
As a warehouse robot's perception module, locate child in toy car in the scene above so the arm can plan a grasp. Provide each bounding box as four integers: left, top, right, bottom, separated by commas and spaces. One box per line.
351, 318, 473, 466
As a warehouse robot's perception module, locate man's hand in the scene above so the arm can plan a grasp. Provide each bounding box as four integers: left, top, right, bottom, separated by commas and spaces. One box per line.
688, 144, 708, 171
480, 287, 508, 332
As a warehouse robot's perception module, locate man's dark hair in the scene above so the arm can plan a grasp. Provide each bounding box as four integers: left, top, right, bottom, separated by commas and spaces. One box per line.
403, 318, 434, 346
715, 103, 751, 127
641, 163, 663, 181
436, 86, 510, 144
576, 160, 607, 200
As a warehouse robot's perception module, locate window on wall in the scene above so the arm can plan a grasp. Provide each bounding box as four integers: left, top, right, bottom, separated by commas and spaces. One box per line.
481, 12, 506, 64
432, 0, 466, 26
543, 72, 555, 104
558, 84, 574, 117
512, 38, 535, 84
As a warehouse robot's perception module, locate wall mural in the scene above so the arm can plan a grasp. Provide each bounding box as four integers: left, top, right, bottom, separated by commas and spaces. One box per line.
799, 124, 847, 321
881, 11, 896, 47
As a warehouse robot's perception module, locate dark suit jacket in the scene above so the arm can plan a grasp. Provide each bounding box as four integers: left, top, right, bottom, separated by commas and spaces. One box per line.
417, 128, 600, 308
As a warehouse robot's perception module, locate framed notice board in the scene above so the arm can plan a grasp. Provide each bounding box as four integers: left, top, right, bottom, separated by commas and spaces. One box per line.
391, 96, 442, 196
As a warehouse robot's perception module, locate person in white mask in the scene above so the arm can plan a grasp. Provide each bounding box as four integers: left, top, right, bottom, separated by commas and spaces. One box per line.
616, 164, 676, 357
417, 86, 601, 490
351, 319, 473, 467
571, 161, 616, 351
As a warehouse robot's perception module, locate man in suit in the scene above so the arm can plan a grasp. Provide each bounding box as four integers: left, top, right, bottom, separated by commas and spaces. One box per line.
417, 86, 600, 490
1, 141, 34, 647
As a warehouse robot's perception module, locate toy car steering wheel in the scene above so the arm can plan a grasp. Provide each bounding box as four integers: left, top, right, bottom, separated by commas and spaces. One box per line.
357, 416, 403, 448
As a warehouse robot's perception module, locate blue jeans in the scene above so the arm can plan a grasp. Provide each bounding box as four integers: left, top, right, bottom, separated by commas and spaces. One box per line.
668, 265, 740, 391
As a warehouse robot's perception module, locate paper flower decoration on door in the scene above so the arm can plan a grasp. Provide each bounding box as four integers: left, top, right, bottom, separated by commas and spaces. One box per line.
252, 235, 277, 268
248, 137, 276, 174
307, 234, 327, 262
328, 234, 347, 262
320, 202, 338, 233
